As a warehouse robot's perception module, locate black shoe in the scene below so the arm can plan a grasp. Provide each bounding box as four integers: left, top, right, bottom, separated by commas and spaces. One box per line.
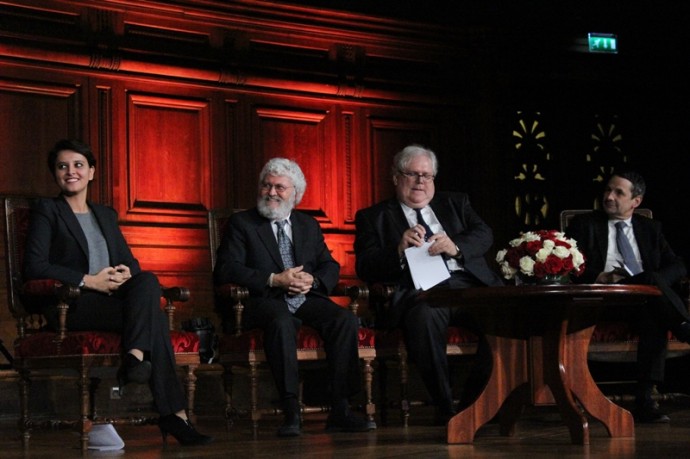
672, 321, 690, 343
158, 414, 213, 446
120, 353, 152, 384
325, 412, 371, 432
277, 397, 301, 437
633, 403, 670, 424
277, 419, 301, 437
116, 355, 152, 395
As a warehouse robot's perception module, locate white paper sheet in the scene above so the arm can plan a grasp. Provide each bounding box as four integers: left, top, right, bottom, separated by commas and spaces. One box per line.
88, 424, 125, 451
405, 241, 451, 291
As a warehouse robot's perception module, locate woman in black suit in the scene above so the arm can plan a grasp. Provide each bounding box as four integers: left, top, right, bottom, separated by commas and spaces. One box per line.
23, 139, 211, 446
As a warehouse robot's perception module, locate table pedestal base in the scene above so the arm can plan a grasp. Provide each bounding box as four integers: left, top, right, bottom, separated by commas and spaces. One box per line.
448, 324, 635, 445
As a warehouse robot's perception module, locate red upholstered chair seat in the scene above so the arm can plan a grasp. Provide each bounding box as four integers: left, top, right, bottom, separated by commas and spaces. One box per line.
591, 322, 638, 344
15, 330, 198, 358
375, 325, 478, 350
447, 326, 479, 345
591, 321, 685, 344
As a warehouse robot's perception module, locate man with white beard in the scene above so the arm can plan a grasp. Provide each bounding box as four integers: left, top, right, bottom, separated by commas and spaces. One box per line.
213, 158, 370, 436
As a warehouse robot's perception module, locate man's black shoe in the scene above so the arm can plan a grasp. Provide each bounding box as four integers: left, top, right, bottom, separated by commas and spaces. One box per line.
276, 420, 301, 437
277, 398, 301, 437
325, 412, 371, 432
633, 403, 670, 424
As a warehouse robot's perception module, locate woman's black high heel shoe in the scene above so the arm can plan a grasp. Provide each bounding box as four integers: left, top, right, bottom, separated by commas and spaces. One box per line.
158, 414, 213, 446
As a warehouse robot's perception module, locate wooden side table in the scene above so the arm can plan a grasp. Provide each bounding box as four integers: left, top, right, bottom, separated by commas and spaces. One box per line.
420, 284, 661, 445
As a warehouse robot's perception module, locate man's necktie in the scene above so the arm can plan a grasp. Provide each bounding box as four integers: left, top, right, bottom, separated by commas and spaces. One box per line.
275, 220, 305, 312
414, 207, 434, 241
615, 221, 643, 275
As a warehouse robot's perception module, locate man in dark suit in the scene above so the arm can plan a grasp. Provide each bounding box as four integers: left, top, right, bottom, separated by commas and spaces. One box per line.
354, 144, 504, 423
566, 170, 690, 423
213, 157, 369, 436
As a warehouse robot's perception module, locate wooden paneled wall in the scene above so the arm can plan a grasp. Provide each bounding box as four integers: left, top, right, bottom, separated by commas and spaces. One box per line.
0, 0, 468, 346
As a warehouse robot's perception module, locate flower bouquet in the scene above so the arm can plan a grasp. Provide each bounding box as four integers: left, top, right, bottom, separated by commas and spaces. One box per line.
495, 229, 586, 284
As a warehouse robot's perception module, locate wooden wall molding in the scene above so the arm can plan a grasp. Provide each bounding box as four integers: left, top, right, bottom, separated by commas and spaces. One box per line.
0, 77, 83, 196
124, 92, 212, 223
0, 0, 465, 105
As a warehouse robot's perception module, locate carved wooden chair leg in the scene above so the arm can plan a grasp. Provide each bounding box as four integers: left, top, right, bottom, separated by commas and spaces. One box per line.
222, 365, 236, 430
184, 364, 198, 423
18, 367, 31, 448
249, 362, 260, 438
298, 379, 305, 425
78, 365, 92, 451
399, 352, 410, 428
362, 358, 376, 428
377, 358, 389, 426
88, 376, 101, 419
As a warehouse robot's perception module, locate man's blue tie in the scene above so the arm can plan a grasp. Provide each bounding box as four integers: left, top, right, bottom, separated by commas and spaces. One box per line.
414, 208, 434, 241
615, 221, 643, 275
275, 220, 305, 313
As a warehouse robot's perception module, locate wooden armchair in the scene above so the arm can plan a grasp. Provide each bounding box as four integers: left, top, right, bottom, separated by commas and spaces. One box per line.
208, 209, 376, 437
346, 282, 479, 427
2, 195, 200, 451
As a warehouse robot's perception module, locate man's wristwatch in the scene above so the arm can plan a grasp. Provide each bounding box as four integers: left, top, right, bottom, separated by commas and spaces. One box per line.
311, 278, 320, 290
78, 277, 86, 288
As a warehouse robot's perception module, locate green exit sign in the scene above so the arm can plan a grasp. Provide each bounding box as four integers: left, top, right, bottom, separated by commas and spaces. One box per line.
588, 33, 618, 53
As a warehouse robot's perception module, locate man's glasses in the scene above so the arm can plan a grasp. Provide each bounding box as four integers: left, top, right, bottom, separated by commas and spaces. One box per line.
398, 170, 435, 183
260, 183, 293, 193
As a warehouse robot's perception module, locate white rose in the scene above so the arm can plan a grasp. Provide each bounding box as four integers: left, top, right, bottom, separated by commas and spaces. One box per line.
553, 246, 570, 259
496, 249, 507, 263
500, 263, 517, 279
535, 247, 552, 262
519, 256, 535, 275
522, 232, 541, 242
571, 249, 585, 267
542, 239, 555, 250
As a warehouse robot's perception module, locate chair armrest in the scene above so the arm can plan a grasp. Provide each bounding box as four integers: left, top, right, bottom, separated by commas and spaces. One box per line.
161, 286, 190, 303
367, 282, 397, 329
215, 283, 249, 336
369, 283, 397, 309
22, 279, 80, 299
21, 279, 80, 342
160, 285, 191, 331
343, 283, 369, 316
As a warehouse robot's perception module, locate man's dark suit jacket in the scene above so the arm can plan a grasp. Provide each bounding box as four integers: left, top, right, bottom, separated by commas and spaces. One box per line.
213, 207, 340, 302
354, 192, 504, 328
23, 196, 142, 287
566, 210, 686, 287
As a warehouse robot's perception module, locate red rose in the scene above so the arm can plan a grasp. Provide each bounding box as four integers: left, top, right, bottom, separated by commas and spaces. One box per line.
542, 256, 564, 275
525, 240, 542, 256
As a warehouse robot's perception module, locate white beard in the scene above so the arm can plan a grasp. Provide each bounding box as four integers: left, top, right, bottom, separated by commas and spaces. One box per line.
257, 194, 295, 220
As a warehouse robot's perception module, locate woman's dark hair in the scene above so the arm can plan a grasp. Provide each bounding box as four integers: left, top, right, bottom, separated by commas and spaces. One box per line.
47, 139, 97, 173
